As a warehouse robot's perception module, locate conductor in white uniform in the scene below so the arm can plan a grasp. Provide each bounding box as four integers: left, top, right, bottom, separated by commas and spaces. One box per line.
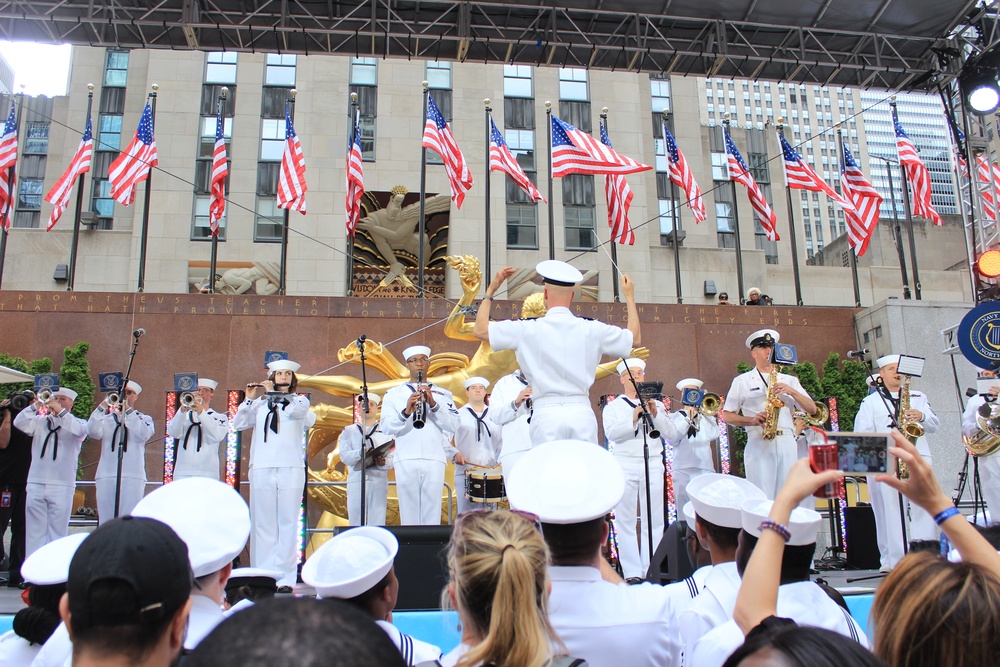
167, 378, 230, 480
490, 369, 533, 479
474, 260, 640, 445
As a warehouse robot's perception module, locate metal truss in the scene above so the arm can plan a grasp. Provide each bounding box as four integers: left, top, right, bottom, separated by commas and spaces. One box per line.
0, 0, 985, 91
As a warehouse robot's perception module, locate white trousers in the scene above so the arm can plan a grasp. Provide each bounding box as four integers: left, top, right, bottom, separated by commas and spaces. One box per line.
25, 483, 74, 558
347, 476, 389, 526
977, 454, 1000, 523
249, 466, 305, 587
529, 399, 597, 446
95, 476, 146, 525
867, 455, 936, 569
744, 434, 798, 500
672, 467, 715, 514
613, 454, 665, 580
394, 459, 445, 525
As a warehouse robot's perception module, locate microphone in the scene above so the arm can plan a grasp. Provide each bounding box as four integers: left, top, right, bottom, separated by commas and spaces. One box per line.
356, 334, 366, 350
847, 348, 869, 359
133, 328, 146, 338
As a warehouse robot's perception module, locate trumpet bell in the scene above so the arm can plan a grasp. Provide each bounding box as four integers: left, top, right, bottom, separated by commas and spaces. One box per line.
804, 402, 829, 427
107, 392, 120, 406
180, 392, 197, 407
700, 393, 722, 416
37, 389, 53, 402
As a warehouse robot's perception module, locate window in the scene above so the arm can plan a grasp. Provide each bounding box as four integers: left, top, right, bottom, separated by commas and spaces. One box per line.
650, 77, 671, 113
507, 204, 538, 248
504, 65, 533, 98
14, 178, 42, 228
200, 84, 237, 116
503, 93, 539, 249
192, 195, 227, 240
426, 61, 452, 120
559, 68, 588, 101
23, 122, 49, 154
657, 173, 681, 243
350, 58, 378, 85
260, 119, 286, 161
205, 52, 238, 84
265, 54, 296, 86
91, 179, 115, 229
104, 50, 129, 87
350, 58, 378, 161
98, 115, 122, 152
563, 174, 595, 250
255, 196, 284, 242
261, 87, 289, 119
560, 101, 591, 133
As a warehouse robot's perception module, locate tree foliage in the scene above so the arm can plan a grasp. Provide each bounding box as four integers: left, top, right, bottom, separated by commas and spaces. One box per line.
0, 344, 93, 419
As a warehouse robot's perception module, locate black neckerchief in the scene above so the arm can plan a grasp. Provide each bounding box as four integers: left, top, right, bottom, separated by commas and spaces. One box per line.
183, 411, 204, 452
622, 397, 642, 437
263, 396, 288, 441
466, 406, 492, 441
41, 416, 60, 460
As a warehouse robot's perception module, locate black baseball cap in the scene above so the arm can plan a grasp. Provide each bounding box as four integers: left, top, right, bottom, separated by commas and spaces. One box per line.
68, 516, 193, 627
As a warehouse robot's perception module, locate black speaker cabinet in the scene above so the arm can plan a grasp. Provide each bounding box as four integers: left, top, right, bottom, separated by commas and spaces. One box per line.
845, 505, 881, 570
334, 525, 452, 610
645, 521, 694, 584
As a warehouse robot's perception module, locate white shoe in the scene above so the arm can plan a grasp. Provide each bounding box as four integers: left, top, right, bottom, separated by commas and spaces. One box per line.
879, 564, 892, 573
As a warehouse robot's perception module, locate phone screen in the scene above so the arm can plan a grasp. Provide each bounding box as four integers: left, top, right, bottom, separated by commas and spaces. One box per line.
826, 432, 891, 474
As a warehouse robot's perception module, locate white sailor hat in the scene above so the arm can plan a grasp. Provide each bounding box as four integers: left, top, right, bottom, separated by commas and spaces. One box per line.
301, 526, 399, 600
876, 354, 901, 369
536, 260, 583, 287
615, 359, 646, 376
365, 393, 381, 405
745, 329, 780, 349
20, 532, 88, 586
507, 439, 625, 524
267, 359, 301, 373
687, 474, 766, 529
463, 376, 490, 390
866, 373, 879, 387
676, 378, 703, 391
126, 380, 142, 395
740, 499, 822, 546
682, 502, 697, 533
225, 567, 281, 589
132, 477, 250, 578
402, 345, 431, 361
52, 387, 78, 401
198, 378, 219, 390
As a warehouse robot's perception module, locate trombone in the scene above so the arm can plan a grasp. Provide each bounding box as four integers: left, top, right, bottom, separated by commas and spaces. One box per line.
699, 392, 722, 416
804, 401, 829, 427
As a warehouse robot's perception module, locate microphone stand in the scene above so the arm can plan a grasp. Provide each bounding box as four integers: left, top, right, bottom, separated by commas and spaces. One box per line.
357, 334, 370, 526
114, 331, 142, 519
873, 377, 909, 560
621, 359, 660, 571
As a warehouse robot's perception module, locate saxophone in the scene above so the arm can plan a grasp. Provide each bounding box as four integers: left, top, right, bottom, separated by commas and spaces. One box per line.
897, 376, 924, 479
761, 365, 784, 440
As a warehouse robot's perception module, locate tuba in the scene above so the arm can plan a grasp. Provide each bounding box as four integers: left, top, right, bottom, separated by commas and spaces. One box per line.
965, 401, 1000, 457
761, 366, 784, 441
896, 376, 924, 479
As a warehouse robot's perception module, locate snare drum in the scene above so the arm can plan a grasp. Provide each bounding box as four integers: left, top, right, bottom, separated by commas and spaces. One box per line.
465, 466, 506, 503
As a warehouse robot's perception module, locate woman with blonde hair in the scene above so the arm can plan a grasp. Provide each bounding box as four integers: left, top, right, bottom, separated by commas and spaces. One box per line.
436, 510, 585, 667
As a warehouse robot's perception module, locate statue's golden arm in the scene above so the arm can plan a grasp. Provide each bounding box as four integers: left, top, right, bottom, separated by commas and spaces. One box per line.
443, 255, 482, 342
595, 347, 651, 380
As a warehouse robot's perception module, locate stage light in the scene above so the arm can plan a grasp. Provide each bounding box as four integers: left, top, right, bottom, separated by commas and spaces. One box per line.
976, 248, 1000, 279
962, 68, 1000, 115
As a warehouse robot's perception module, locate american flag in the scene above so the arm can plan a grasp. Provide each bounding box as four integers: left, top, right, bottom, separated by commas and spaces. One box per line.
893, 114, 942, 226
422, 94, 472, 209
44, 117, 93, 232
976, 154, 1000, 221
840, 144, 882, 257
208, 102, 228, 235
724, 126, 778, 240
489, 117, 544, 203
599, 121, 636, 245
345, 113, 364, 238
0, 101, 18, 231
551, 115, 651, 177
108, 102, 158, 206
662, 122, 706, 223
277, 106, 307, 213
778, 132, 855, 215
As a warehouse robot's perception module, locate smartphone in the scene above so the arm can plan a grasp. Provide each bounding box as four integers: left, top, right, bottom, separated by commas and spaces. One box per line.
824, 432, 891, 474
978, 378, 999, 397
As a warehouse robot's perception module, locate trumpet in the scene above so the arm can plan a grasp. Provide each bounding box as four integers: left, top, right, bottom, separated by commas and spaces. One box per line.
180, 392, 197, 408
412, 371, 427, 429
36, 389, 53, 403
700, 392, 722, 416
107, 392, 121, 407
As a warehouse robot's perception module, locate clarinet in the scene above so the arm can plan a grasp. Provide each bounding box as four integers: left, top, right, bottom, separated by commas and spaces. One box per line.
412, 371, 427, 429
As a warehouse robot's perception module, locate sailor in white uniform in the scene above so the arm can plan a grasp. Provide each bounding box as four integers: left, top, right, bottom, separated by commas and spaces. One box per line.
962, 366, 1000, 523
490, 369, 533, 478
452, 377, 502, 514
224, 567, 281, 617
380, 346, 459, 525
14, 388, 88, 557
668, 378, 720, 511
720, 330, 817, 500
657, 503, 712, 611
690, 499, 868, 667
167, 378, 230, 480
855, 353, 939, 570
233, 358, 315, 589
474, 260, 640, 445
602, 358, 679, 582
301, 525, 442, 666
507, 439, 682, 667
338, 394, 392, 526
89, 380, 155, 523
132, 477, 251, 651
677, 474, 766, 662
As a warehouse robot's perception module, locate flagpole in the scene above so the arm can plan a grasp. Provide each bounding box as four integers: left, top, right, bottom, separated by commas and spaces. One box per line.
417, 82, 431, 297
346, 92, 359, 297
723, 116, 746, 303
776, 120, 804, 306
484, 99, 492, 282
0, 91, 23, 291
279, 89, 296, 296
601, 108, 621, 302
836, 128, 862, 307
871, 154, 911, 300
661, 111, 683, 304
545, 101, 555, 261
136, 85, 158, 293
208, 87, 227, 295
67, 84, 95, 292
890, 98, 922, 300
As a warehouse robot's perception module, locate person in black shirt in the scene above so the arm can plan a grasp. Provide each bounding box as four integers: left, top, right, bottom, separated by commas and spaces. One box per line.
0, 396, 32, 587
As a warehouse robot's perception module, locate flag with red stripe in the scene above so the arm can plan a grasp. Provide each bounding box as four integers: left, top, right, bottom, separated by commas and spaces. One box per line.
422, 94, 472, 209
108, 102, 158, 206
724, 126, 778, 240
277, 106, 307, 214
44, 117, 93, 231
778, 132, 856, 215
599, 120, 636, 245
0, 101, 18, 231
840, 144, 882, 257
551, 115, 651, 177
489, 117, 544, 203
345, 113, 364, 238
208, 103, 228, 235
893, 114, 942, 225
662, 122, 706, 223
